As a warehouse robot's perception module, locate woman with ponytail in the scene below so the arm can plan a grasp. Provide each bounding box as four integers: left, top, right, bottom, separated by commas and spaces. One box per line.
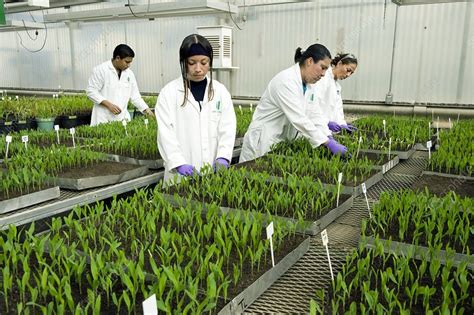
240, 44, 349, 162
311, 53, 358, 133
155, 34, 236, 183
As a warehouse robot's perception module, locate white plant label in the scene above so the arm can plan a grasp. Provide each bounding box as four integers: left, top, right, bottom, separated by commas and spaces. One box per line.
321, 229, 328, 246
142, 294, 158, 315
457, 113, 460, 124
144, 118, 149, 129
427, 140, 432, 160
361, 183, 372, 219
266, 222, 275, 267
448, 118, 452, 129
382, 164, 386, 174
5, 135, 12, 160
54, 125, 60, 144
428, 121, 431, 139
250, 103, 253, 112
336, 172, 342, 207
70, 128, 76, 148
239, 105, 243, 114
388, 137, 392, 160
321, 229, 334, 281
22, 135, 29, 150
383, 119, 386, 136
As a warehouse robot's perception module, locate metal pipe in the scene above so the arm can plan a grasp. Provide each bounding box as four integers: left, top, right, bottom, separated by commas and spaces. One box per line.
385, 3, 399, 104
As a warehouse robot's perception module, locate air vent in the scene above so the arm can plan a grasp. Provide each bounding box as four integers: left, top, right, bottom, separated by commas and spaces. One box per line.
197, 25, 233, 68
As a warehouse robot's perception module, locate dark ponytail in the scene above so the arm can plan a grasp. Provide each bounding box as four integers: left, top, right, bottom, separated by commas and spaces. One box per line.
294, 44, 331, 66
331, 53, 358, 66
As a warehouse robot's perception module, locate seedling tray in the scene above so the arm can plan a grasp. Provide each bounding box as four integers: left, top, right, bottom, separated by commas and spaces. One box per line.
51, 164, 149, 190
0, 186, 60, 214
362, 236, 474, 270
162, 193, 354, 236
105, 153, 164, 170
359, 145, 416, 160
219, 237, 310, 314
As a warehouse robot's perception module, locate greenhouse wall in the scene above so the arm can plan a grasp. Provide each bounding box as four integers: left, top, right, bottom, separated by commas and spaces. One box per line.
0, 0, 472, 105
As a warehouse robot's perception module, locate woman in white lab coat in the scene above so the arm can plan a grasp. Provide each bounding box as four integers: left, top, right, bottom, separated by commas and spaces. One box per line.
315, 53, 358, 133
155, 34, 236, 183
240, 44, 348, 163
87, 44, 154, 126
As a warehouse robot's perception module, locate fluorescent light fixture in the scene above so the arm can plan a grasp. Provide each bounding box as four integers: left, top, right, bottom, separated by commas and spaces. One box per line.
0, 19, 45, 32
392, 0, 471, 5
44, 0, 238, 23
28, 0, 50, 8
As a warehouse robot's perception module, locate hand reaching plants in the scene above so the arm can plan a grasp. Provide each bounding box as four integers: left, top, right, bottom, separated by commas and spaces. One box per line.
328, 121, 342, 132
213, 157, 229, 172
176, 164, 195, 176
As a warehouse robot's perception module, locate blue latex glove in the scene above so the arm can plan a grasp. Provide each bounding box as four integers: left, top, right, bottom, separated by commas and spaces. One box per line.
176, 164, 195, 176
326, 138, 348, 156
214, 157, 229, 171
341, 124, 357, 133
327, 121, 342, 132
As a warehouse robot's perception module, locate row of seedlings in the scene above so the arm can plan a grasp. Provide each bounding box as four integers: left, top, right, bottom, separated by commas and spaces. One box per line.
1, 186, 308, 313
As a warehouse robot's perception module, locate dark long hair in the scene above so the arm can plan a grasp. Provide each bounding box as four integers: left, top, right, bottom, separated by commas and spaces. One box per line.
331, 53, 358, 66
179, 34, 214, 106
294, 44, 331, 66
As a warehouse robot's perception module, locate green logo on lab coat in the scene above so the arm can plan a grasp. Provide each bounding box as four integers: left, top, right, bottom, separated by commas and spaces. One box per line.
311, 94, 314, 101
127, 77, 130, 82
216, 101, 221, 111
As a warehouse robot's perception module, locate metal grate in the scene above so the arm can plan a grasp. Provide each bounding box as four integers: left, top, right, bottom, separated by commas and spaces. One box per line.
246, 151, 429, 313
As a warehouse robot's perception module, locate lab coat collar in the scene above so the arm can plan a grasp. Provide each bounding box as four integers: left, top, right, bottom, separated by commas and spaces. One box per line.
177, 74, 211, 92
292, 63, 303, 86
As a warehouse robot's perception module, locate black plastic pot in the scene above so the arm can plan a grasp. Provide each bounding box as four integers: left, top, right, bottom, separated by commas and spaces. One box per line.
14, 117, 37, 132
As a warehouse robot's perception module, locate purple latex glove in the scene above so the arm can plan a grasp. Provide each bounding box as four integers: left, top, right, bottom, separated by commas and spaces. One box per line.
340, 124, 357, 133
326, 138, 348, 156
214, 157, 229, 171
176, 164, 195, 176
327, 121, 342, 132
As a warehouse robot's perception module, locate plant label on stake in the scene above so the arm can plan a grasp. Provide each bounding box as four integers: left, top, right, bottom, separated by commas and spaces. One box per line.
383, 119, 386, 137
428, 121, 431, 139
21, 135, 28, 150
144, 118, 149, 129
122, 120, 128, 136
388, 137, 392, 160
266, 221, 275, 268
356, 136, 362, 158
250, 103, 253, 113
457, 113, 460, 124
54, 125, 60, 144
448, 118, 452, 129
361, 183, 372, 219
142, 294, 158, 315
436, 116, 440, 141
239, 105, 243, 114
427, 140, 432, 160
70, 128, 76, 148
5, 135, 12, 160
336, 172, 342, 207
321, 229, 334, 281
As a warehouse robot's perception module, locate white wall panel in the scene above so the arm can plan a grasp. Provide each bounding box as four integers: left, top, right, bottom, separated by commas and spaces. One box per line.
0, 0, 472, 106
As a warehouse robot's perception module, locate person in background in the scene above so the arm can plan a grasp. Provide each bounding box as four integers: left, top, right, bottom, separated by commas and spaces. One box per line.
239, 44, 348, 163
155, 34, 236, 183
314, 53, 358, 133
86, 44, 154, 126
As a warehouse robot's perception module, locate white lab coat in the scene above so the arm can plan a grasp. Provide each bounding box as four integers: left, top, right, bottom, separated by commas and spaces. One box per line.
155, 77, 236, 183
86, 60, 149, 126
312, 66, 347, 126
239, 64, 330, 162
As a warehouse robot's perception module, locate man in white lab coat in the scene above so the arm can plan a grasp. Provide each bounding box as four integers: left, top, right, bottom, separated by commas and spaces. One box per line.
86, 44, 154, 126
240, 44, 348, 163
312, 53, 358, 133
155, 34, 236, 183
